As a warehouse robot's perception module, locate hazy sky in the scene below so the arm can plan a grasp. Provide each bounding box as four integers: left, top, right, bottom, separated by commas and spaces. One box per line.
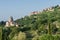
0, 0, 60, 21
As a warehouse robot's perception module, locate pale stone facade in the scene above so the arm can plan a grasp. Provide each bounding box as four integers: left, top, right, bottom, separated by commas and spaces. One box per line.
5, 16, 19, 27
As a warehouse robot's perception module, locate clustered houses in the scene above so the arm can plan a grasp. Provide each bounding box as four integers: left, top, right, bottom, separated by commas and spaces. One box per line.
43, 7, 54, 12
5, 16, 19, 27
31, 7, 54, 15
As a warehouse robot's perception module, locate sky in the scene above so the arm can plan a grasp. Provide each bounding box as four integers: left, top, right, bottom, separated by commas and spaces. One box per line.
0, 0, 60, 21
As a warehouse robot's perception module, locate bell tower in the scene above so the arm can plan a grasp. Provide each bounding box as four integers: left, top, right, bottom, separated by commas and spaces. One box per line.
5, 16, 19, 27
8, 16, 13, 22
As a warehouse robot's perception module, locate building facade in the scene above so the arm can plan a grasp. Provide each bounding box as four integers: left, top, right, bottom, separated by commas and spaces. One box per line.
5, 16, 19, 27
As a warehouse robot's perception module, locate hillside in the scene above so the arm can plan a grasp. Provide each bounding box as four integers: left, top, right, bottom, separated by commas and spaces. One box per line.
0, 5, 60, 40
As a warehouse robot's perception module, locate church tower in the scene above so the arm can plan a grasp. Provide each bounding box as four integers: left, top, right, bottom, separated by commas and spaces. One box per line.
8, 16, 13, 22
5, 16, 19, 27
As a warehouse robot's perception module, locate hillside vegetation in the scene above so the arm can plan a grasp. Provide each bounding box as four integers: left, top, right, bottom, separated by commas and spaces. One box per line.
0, 5, 60, 40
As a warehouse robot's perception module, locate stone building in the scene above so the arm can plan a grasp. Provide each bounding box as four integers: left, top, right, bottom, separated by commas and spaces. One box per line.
5, 16, 19, 27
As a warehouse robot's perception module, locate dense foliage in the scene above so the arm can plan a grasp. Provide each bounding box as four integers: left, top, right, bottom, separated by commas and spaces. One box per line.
0, 5, 60, 40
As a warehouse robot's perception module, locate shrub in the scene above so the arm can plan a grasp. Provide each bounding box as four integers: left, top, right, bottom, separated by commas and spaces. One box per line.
39, 34, 60, 40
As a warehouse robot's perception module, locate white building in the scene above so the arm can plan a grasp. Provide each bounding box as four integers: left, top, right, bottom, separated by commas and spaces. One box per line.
5, 16, 19, 27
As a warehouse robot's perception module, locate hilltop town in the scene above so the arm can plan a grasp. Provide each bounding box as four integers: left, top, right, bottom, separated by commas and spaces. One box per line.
3, 5, 60, 28
30, 5, 60, 15
0, 5, 60, 40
